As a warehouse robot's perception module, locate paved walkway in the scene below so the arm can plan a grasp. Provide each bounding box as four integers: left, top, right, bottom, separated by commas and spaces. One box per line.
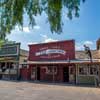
0, 81, 100, 100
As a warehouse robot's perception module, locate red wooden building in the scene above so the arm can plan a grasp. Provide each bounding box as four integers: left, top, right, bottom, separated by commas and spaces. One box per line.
20, 40, 100, 85
21, 40, 76, 83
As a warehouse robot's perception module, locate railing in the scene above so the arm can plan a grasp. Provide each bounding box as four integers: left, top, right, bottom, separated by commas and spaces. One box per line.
0, 69, 17, 74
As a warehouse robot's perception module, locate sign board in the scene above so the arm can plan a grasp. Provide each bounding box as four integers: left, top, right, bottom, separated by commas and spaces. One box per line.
29, 40, 75, 61
35, 49, 66, 56
0, 43, 20, 57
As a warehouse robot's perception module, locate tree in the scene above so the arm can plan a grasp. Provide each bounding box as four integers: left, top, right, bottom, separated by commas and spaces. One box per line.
0, 0, 85, 40
0, 38, 15, 47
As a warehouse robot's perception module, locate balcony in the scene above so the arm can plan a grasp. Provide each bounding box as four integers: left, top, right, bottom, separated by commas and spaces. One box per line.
0, 69, 17, 74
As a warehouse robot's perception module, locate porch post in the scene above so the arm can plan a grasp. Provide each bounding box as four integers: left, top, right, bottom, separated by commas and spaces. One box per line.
5, 62, 7, 79
16, 62, 19, 80
98, 64, 100, 85
75, 64, 78, 84
95, 64, 99, 86
52, 65, 55, 83
35, 64, 37, 81
8, 63, 10, 80
0, 63, 1, 69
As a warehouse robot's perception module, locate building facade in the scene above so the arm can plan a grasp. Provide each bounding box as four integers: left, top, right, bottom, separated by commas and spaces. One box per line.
75, 38, 100, 85
0, 43, 28, 80
21, 40, 76, 83
20, 39, 100, 85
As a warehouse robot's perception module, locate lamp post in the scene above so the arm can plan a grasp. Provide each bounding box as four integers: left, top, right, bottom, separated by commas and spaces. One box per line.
83, 45, 92, 62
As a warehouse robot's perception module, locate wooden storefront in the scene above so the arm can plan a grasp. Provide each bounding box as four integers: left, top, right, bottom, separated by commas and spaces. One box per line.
75, 62, 100, 85
0, 43, 20, 80
20, 60, 100, 86
20, 39, 100, 86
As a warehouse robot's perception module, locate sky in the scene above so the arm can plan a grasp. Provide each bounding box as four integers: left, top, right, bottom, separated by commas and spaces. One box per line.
7, 0, 100, 51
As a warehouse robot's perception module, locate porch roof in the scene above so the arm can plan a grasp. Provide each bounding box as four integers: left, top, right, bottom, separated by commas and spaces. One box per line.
20, 59, 100, 65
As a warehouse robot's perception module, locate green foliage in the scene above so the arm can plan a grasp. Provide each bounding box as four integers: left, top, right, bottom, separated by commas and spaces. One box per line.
0, 0, 85, 39
0, 38, 15, 47
0, 39, 5, 47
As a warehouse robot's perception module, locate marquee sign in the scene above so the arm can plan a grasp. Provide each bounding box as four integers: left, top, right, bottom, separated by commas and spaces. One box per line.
29, 40, 75, 60
35, 49, 66, 56
0, 57, 18, 61
0, 43, 20, 57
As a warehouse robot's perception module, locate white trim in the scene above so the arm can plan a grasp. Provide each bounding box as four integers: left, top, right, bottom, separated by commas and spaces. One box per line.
27, 60, 100, 65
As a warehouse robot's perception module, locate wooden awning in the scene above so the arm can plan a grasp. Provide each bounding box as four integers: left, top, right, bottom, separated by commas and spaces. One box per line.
20, 59, 100, 65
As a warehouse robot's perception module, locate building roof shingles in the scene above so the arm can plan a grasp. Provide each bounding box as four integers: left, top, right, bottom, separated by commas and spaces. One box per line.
76, 50, 100, 59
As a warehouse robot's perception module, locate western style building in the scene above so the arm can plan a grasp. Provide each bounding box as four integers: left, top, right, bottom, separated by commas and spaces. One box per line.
20, 39, 100, 86
0, 43, 28, 80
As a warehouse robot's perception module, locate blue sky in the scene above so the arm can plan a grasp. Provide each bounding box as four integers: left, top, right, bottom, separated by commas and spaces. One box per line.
7, 0, 100, 51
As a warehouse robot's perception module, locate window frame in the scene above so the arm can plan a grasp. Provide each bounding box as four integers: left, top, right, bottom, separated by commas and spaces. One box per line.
46, 66, 57, 75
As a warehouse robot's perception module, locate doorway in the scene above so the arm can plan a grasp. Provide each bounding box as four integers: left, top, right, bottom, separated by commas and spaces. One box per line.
63, 67, 69, 82
37, 67, 40, 80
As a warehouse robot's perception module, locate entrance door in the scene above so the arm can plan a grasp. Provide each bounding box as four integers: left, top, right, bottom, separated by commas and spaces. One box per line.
63, 67, 69, 82
37, 67, 40, 80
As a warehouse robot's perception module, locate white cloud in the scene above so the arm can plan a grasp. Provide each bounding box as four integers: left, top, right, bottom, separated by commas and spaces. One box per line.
12, 25, 40, 33
44, 38, 58, 43
76, 40, 94, 51
11, 26, 30, 33
40, 34, 58, 43
28, 42, 38, 45
23, 27, 30, 33
40, 34, 47, 38
33, 25, 40, 30
75, 43, 84, 51
83, 41, 93, 46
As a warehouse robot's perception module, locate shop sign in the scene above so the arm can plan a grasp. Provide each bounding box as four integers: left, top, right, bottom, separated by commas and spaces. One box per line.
0, 43, 20, 56
35, 49, 66, 56
0, 57, 17, 61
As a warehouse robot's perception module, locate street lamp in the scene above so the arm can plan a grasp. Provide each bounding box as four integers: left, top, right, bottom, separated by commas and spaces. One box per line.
83, 45, 92, 62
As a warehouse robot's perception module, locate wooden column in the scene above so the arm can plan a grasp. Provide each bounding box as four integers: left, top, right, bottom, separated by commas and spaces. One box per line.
4, 62, 7, 79
30, 66, 32, 80
16, 62, 19, 80
35, 65, 37, 81
52, 65, 55, 83
98, 64, 100, 84
9, 62, 10, 80
75, 64, 78, 84
0, 63, 1, 69
98, 64, 100, 82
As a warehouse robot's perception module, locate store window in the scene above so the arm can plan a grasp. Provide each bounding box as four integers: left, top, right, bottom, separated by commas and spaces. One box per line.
78, 66, 88, 75
78, 64, 99, 76
90, 66, 98, 75
70, 66, 74, 74
22, 64, 27, 68
46, 66, 57, 75
31, 67, 36, 79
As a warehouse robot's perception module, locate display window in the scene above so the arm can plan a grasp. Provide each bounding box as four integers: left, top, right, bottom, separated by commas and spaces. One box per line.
46, 66, 57, 75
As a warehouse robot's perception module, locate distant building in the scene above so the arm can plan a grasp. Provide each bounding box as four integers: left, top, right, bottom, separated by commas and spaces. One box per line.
76, 50, 100, 61
74, 39, 100, 85
0, 43, 28, 80
97, 38, 100, 50
76, 38, 100, 62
